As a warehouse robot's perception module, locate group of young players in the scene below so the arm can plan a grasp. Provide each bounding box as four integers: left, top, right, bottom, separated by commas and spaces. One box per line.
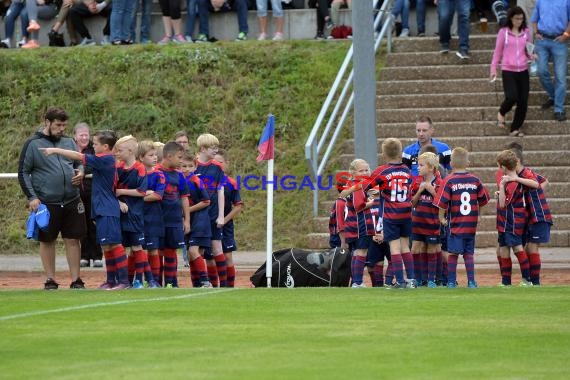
42, 131, 242, 290
329, 136, 552, 288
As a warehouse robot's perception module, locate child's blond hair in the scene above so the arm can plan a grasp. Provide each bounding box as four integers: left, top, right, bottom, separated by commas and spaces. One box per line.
153, 141, 165, 161
496, 150, 518, 171
115, 135, 139, 157
381, 138, 402, 161
419, 152, 439, 174
197, 133, 219, 149
138, 140, 156, 161
349, 158, 369, 175
451, 147, 469, 169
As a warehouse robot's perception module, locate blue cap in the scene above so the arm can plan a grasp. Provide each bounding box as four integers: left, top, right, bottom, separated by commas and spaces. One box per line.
35, 204, 50, 231
26, 211, 39, 240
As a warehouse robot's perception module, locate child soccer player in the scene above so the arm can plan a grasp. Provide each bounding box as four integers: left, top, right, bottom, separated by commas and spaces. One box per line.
155, 141, 195, 288
215, 149, 243, 288
342, 159, 375, 288
329, 181, 348, 249
434, 147, 490, 288
195, 134, 227, 287
496, 149, 539, 287
41, 130, 130, 290
180, 152, 198, 268
181, 150, 212, 288
508, 143, 552, 286
367, 191, 391, 287
114, 135, 157, 289
411, 152, 442, 288
138, 140, 165, 287
369, 138, 414, 289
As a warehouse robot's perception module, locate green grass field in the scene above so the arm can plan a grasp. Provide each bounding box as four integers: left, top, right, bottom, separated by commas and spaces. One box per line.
1, 287, 569, 379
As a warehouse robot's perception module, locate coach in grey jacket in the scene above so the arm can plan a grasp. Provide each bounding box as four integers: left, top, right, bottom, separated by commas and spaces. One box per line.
18, 107, 87, 290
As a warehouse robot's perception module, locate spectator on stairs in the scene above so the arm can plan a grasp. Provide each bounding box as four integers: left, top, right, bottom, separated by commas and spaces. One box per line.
21, 0, 60, 48
256, 0, 284, 40
1, 0, 29, 48
490, 6, 534, 137
435, 0, 471, 59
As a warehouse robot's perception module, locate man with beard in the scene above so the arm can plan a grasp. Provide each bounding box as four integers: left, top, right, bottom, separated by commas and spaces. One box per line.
18, 107, 87, 290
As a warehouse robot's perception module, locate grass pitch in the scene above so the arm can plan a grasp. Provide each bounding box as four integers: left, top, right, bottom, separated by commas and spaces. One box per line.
1, 287, 569, 380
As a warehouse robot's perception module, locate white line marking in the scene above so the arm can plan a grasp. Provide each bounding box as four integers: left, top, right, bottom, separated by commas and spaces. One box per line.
0, 289, 234, 322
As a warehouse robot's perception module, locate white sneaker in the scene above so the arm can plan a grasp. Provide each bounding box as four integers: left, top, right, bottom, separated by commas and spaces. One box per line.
93, 260, 103, 268
272, 32, 284, 41
17, 38, 27, 47
351, 282, 366, 288
80, 259, 89, 267
399, 28, 409, 37
257, 32, 267, 41
100, 36, 110, 46
79, 37, 96, 46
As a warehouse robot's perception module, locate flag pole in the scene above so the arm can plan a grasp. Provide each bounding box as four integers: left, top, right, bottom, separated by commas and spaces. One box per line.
266, 158, 274, 288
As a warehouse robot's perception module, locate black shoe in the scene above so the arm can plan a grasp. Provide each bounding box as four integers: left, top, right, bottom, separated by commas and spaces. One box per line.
554, 112, 567, 122
70, 278, 86, 289
48, 30, 65, 47
44, 278, 59, 290
542, 99, 554, 109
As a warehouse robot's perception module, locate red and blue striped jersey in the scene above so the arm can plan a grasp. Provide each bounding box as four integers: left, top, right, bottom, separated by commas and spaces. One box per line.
83, 153, 119, 218
412, 177, 442, 236
524, 169, 552, 225
329, 198, 346, 235
222, 176, 243, 239
344, 189, 375, 240
368, 163, 412, 224
195, 159, 225, 223
116, 160, 147, 233
156, 164, 189, 227
144, 168, 166, 238
496, 168, 537, 235
434, 172, 490, 236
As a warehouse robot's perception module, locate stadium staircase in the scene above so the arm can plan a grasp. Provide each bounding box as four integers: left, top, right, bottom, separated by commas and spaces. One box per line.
307, 21, 570, 249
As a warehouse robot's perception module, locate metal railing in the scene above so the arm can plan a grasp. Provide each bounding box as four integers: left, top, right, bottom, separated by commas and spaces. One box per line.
304, 0, 395, 217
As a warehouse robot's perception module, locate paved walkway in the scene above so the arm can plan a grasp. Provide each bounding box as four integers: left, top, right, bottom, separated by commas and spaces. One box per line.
0, 248, 568, 272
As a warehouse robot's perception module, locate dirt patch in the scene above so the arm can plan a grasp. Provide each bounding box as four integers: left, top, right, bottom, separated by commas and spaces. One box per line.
1, 268, 568, 289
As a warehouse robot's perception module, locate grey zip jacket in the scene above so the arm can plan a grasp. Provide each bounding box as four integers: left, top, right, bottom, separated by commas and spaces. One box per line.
18, 129, 83, 205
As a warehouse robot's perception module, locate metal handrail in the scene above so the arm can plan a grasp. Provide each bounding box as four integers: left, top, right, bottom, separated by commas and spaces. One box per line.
304, 0, 395, 216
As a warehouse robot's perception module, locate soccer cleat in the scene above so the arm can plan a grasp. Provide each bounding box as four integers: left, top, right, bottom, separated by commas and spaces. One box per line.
148, 280, 161, 288
200, 281, 213, 288
93, 259, 103, 268
80, 259, 90, 267
132, 279, 144, 289
427, 280, 437, 288
98, 282, 115, 290
406, 279, 417, 289
519, 279, 533, 287
27, 20, 41, 33
447, 282, 457, 288
498, 283, 512, 288
351, 282, 366, 288
110, 283, 131, 290
44, 278, 59, 290
70, 278, 86, 289
467, 280, 478, 288
166, 283, 173, 288
389, 282, 407, 289
235, 32, 247, 41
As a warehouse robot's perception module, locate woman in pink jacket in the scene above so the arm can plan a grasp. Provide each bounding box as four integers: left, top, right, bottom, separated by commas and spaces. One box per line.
490, 6, 535, 137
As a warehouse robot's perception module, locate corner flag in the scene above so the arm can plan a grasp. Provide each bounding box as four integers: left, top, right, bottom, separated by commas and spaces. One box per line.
257, 114, 275, 162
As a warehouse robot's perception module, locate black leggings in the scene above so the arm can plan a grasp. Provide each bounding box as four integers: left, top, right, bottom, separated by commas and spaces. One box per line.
500, 70, 529, 132
310, 0, 331, 34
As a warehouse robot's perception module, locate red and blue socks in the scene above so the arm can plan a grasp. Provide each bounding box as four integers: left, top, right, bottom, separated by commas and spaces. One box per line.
350, 255, 366, 285
162, 248, 178, 287
446, 254, 458, 286
500, 257, 513, 285
190, 255, 209, 286
103, 249, 117, 285
401, 251, 415, 281
227, 265, 236, 288
368, 263, 384, 287
214, 254, 227, 287
149, 254, 161, 286
528, 252, 541, 285
427, 252, 437, 282
113, 245, 129, 285
207, 261, 219, 287
463, 253, 475, 283
413, 253, 422, 283
385, 260, 394, 285
391, 254, 405, 285
514, 251, 530, 281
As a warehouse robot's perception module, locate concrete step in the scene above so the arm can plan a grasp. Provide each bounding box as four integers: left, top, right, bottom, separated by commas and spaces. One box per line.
380, 63, 570, 81
376, 120, 569, 137
318, 197, 570, 217
306, 230, 570, 249
387, 50, 494, 66
391, 34, 497, 53
376, 106, 568, 123
377, 78, 548, 95
377, 92, 568, 109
